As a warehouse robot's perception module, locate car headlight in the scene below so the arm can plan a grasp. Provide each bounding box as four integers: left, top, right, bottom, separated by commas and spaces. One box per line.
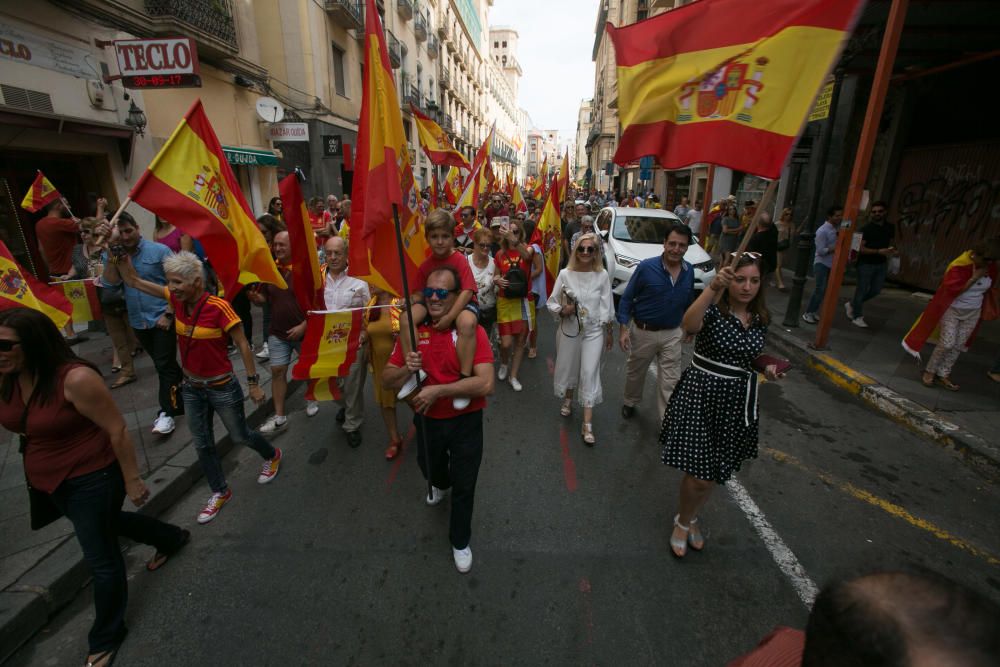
615, 253, 639, 269
694, 260, 715, 272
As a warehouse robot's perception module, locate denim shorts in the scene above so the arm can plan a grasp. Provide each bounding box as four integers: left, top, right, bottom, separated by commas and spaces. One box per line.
268, 335, 301, 367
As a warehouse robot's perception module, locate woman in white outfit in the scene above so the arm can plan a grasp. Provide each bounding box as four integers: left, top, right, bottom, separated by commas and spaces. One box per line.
547, 233, 614, 446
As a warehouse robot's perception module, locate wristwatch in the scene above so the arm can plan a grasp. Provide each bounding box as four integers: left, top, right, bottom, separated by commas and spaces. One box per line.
246, 374, 260, 385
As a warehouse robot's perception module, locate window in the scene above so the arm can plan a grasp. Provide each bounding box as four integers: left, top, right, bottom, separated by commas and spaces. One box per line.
331, 42, 347, 97
502, 40, 507, 48
494, 41, 499, 48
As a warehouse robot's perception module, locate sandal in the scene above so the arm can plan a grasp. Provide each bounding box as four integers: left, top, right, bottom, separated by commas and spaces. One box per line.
560, 398, 572, 417
528, 348, 537, 359
670, 515, 689, 558
110, 375, 137, 389
688, 517, 705, 551
936, 376, 960, 391
581, 423, 595, 446
146, 529, 190, 572
85, 648, 118, 667
921, 372, 935, 388
384, 438, 403, 461
110, 365, 122, 374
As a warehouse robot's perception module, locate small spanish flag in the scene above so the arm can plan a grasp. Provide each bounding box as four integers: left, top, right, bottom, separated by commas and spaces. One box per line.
20, 171, 60, 213
291, 310, 364, 381
59, 279, 103, 323
0, 240, 73, 328
411, 104, 471, 170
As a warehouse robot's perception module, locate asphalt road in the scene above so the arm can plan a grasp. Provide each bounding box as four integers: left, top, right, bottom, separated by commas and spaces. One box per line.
10, 319, 1000, 666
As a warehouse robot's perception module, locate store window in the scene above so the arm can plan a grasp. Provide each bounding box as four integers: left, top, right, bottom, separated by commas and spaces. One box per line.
331, 43, 348, 97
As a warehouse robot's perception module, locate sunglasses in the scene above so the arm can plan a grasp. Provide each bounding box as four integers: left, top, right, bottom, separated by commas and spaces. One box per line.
728, 251, 762, 260
577, 246, 596, 255
423, 287, 457, 300
0, 339, 21, 352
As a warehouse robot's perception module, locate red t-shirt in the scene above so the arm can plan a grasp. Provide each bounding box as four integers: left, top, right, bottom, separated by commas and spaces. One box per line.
36, 216, 78, 275
388, 324, 493, 419
416, 251, 477, 294
166, 288, 241, 378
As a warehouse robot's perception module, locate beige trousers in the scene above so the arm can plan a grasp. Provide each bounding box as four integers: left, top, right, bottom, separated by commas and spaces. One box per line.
103, 310, 136, 378
623, 324, 684, 419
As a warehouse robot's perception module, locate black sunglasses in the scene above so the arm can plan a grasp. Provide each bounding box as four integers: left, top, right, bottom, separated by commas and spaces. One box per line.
577, 246, 596, 255
0, 339, 21, 352
423, 287, 458, 300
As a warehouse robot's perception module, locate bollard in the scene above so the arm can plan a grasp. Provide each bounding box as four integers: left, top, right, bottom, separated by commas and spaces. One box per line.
781, 229, 815, 327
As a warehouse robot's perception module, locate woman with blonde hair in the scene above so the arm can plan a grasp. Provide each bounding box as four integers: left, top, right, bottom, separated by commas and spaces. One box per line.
546, 233, 613, 445
493, 219, 534, 391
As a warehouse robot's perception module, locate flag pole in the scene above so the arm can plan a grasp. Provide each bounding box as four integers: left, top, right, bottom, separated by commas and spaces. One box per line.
391, 203, 433, 499
728, 178, 779, 267
93, 196, 132, 248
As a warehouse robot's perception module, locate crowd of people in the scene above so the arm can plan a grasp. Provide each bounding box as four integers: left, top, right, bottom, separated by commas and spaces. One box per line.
7, 182, 999, 666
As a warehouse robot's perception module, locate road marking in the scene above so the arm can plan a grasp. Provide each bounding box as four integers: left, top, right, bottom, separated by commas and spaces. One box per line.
766, 447, 1000, 567
578, 577, 594, 645
384, 424, 417, 490
559, 425, 578, 492
647, 364, 818, 606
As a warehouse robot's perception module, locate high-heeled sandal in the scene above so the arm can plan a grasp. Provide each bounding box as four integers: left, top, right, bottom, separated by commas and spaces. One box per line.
921, 371, 935, 387
670, 515, 689, 558
936, 376, 960, 391
560, 398, 572, 417
687, 517, 705, 551
581, 422, 595, 446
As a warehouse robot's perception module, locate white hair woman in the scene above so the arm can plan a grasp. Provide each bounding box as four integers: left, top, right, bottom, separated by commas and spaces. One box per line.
117, 251, 282, 525
546, 233, 614, 445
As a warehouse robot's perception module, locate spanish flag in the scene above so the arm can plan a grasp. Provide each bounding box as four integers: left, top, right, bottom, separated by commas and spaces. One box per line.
128, 99, 286, 297
291, 311, 364, 381
59, 279, 103, 323
511, 181, 528, 215
609, 0, 862, 179
305, 377, 344, 402
0, 240, 73, 328
556, 150, 570, 203
20, 171, 60, 213
411, 104, 471, 170
349, 0, 427, 297
453, 125, 495, 222
278, 174, 324, 311
429, 170, 440, 209
532, 175, 562, 297
532, 156, 548, 200
443, 166, 463, 205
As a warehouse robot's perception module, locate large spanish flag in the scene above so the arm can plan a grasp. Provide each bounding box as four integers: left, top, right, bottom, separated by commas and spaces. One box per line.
412, 105, 471, 170
278, 174, 324, 311
349, 0, 427, 296
0, 240, 72, 328
58, 279, 103, 323
129, 100, 285, 297
531, 176, 562, 297
20, 171, 61, 213
608, 0, 863, 179
443, 166, 463, 205
291, 311, 364, 380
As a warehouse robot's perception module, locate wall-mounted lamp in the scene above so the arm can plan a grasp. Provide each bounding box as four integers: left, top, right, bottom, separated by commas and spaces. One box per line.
125, 100, 147, 137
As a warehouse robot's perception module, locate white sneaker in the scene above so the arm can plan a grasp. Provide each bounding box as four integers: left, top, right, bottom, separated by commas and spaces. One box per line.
259, 415, 288, 434
844, 302, 855, 320
425, 485, 448, 506
255, 342, 270, 360
397, 370, 428, 400
801, 312, 818, 324
453, 546, 472, 573
151, 412, 175, 435
452, 397, 471, 410
852, 316, 869, 328
510, 377, 523, 392
305, 401, 319, 417
497, 364, 509, 381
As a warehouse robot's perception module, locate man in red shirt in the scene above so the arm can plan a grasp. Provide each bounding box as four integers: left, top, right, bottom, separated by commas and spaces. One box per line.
384, 266, 494, 574
35, 199, 80, 279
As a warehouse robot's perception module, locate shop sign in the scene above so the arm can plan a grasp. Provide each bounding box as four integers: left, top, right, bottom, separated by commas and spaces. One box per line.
113, 37, 201, 89
808, 78, 835, 122
0, 21, 92, 78
222, 146, 278, 167
323, 135, 343, 157
270, 123, 310, 142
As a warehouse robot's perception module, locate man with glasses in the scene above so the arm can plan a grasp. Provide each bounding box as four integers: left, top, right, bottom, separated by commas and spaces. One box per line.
847, 201, 897, 328
616, 223, 696, 420
454, 206, 480, 255
383, 265, 495, 574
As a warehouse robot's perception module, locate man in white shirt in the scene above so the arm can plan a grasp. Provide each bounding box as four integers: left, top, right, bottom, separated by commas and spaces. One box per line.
322, 236, 371, 448
686, 201, 703, 236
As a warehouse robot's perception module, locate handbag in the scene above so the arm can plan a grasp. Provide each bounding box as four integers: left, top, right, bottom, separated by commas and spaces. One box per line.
751, 354, 792, 376
97, 280, 127, 315
18, 387, 64, 531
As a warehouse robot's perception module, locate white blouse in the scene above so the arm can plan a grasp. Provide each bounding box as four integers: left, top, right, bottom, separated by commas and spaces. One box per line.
546, 269, 614, 331
468, 254, 497, 309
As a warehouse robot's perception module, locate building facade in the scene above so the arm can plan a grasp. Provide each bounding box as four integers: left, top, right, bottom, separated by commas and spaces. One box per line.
575, 99, 593, 185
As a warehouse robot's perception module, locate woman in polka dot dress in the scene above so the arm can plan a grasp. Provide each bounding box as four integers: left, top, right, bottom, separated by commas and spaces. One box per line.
659, 253, 785, 558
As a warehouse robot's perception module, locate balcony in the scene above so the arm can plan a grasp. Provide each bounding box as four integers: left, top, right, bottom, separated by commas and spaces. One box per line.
401, 84, 422, 113
144, 0, 237, 56
324, 0, 363, 30
462, 127, 470, 143
440, 66, 450, 89
387, 30, 401, 69
427, 34, 439, 59
397, 0, 413, 21
437, 19, 448, 41
441, 114, 453, 132
414, 11, 427, 41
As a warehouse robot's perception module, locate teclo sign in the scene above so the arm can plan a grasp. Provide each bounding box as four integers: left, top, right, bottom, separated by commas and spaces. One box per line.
113, 37, 201, 89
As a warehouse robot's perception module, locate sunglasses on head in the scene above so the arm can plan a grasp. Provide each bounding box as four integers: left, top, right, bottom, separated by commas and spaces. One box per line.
577, 246, 596, 255
728, 251, 762, 260
0, 339, 21, 352
423, 287, 457, 300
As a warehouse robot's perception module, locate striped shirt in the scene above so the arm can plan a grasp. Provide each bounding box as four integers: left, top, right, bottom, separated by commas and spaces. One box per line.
165, 287, 241, 378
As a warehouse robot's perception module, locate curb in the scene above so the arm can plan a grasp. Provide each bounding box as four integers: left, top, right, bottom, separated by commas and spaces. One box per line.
767, 328, 1000, 481
0, 382, 299, 663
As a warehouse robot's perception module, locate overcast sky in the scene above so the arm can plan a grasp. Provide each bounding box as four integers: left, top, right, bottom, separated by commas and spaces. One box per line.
488, 0, 597, 140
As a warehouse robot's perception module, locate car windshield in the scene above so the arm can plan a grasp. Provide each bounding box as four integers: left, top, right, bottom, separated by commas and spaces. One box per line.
613, 215, 673, 243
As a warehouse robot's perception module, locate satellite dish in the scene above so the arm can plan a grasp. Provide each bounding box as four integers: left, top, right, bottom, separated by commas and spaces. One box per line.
255, 97, 285, 123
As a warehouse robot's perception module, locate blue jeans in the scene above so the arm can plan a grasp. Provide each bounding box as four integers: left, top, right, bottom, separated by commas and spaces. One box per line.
851, 262, 888, 318
49, 464, 185, 653
182, 378, 275, 493
805, 263, 831, 315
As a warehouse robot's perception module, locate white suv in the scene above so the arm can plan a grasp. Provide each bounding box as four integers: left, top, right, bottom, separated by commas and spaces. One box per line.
597, 207, 716, 296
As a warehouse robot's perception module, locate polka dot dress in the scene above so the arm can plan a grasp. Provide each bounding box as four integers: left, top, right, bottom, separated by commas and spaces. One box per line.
660, 304, 767, 483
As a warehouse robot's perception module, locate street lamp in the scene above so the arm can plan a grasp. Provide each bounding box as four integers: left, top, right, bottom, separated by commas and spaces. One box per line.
125, 99, 147, 137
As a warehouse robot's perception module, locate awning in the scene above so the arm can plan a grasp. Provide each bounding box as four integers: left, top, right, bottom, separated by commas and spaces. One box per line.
222, 146, 278, 167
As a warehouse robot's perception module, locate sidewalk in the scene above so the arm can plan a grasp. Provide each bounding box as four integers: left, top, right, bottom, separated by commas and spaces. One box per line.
764, 269, 1000, 478
0, 325, 285, 662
